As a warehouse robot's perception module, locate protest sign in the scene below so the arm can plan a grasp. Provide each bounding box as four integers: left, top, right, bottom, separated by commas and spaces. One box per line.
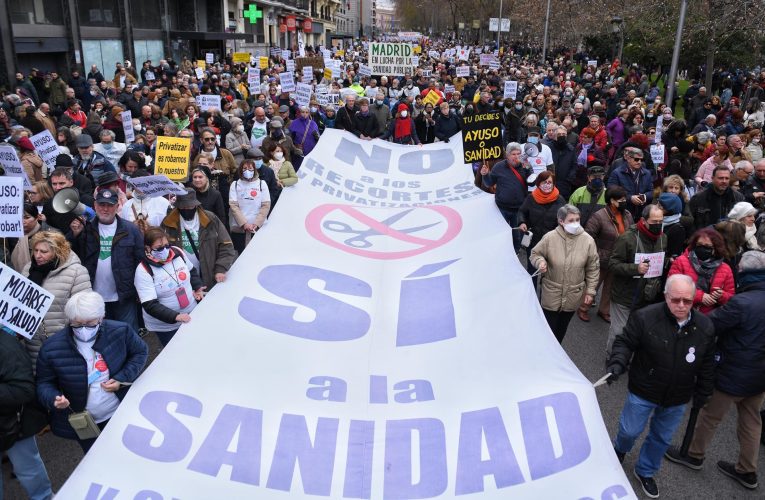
634, 252, 665, 279
358, 65, 372, 77
428, 50, 440, 58
412, 45, 421, 54
58, 129, 633, 499
479, 54, 494, 66
196, 95, 221, 112
0, 145, 31, 189
422, 69, 432, 78
587, 60, 598, 68
154, 136, 191, 181
144, 71, 155, 81
503, 80, 518, 100
247, 69, 261, 91
295, 56, 324, 73
196, 60, 205, 70
323, 67, 333, 80
457, 47, 470, 61
121, 110, 135, 143
650, 144, 665, 164
281, 49, 291, 60
369, 42, 415, 75
422, 90, 441, 107
0, 262, 54, 340
30, 130, 59, 175
233, 52, 250, 63
412, 55, 420, 66
315, 84, 328, 95
205, 53, 214, 64
456, 65, 470, 77
194, 68, 204, 80
295, 83, 312, 107
279, 72, 296, 93
127, 175, 189, 198
444, 84, 455, 94
461, 111, 503, 163
489, 60, 500, 71
0, 177, 23, 238
269, 47, 280, 58
259, 56, 269, 69
286, 59, 296, 72
302, 66, 314, 83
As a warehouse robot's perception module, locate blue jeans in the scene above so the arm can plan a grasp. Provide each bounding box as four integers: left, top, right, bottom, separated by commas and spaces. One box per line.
0, 436, 52, 500
105, 299, 139, 330
614, 392, 686, 477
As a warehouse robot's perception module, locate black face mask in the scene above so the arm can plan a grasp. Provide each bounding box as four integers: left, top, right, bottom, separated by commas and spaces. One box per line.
179, 208, 197, 221
648, 223, 663, 235
617, 200, 627, 211
694, 246, 714, 261
555, 136, 567, 148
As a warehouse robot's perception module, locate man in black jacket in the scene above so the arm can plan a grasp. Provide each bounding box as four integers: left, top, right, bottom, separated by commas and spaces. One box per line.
434, 101, 461, 143
665, 251, 765, 490
334, 94, 358, 134
688, 166, 744, 231
607, 274, 716, 498
0, 332, 52, 498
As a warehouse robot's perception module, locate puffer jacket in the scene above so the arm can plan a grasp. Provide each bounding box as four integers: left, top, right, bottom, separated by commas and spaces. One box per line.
161, 208, 237, 290
21, 253, 92, 369
609, 302, 716, 407
668, 249, 735, 314
67, 216, 145, 301
708, 279, 765, 397
608, 225, 666, 308
530, 226, 600, 312
585, 206, 634, 270
35, 321, 148, 440
518, 194, 566, 250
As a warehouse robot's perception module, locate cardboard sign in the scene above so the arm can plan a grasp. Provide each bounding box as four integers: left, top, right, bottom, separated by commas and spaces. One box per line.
121, 110, 135, 144
295, 83, 312, 107
456, 66, 470, 77
0, 177, 23, 238
503, 80, 518, 100
0, 145, 31, 189
154, 136, 191, 181
279, 72, 296, 93
295, 56, 325, 73
259, 57, 269, 69
196, 95, 221, 112
127, 175, 189, 198
369, 43, 415, 75
323, 67, 333, 80
0, 261, 54, 339
30, 130, 59, 175
233, 52, 251, 63
461, 111, 503, 163
634, 252, 665, 279
422, 90, 441, 107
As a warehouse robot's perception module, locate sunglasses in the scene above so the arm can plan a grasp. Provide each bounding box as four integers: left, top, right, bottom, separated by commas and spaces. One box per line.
668, 297, 694, 306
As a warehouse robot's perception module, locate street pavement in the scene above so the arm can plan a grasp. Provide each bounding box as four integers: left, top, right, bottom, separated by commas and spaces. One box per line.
2, 309, 763, 499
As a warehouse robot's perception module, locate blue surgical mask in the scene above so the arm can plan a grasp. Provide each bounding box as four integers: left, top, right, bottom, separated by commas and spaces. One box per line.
255, 159, 263, 168
310, 106, 317, 113
528, 136, 539, 144
242, 170, 255, 180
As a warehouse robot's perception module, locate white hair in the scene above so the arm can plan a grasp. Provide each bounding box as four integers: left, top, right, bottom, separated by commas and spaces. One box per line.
664, 274, 696, 295
64, 291, 106, 322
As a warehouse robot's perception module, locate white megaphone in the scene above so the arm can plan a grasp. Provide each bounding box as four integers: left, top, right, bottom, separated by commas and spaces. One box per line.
523, 142, 539, 158
52, 188, 95, 220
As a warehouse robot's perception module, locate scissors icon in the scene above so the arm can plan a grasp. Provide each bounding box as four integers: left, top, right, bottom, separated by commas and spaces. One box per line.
322, 209, 441, 248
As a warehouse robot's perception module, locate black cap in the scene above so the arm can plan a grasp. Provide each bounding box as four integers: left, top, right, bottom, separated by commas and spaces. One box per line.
95, 188, 119, 205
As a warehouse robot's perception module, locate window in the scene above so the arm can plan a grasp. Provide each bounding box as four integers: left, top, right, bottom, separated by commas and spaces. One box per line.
83, 40, 124, 76
78, 0, 119, 27
130, 0, 161, 29
134, 40, 165, 66
9, 0, 64, 25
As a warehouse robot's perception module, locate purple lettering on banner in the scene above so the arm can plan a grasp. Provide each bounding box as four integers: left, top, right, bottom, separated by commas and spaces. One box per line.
396, 261, 458, 347
187, 404, 263, 485
601, 484, 630, 499
399, 149, 453, 175
266, 414, 339, 495
369, 375, 388, 404
393, 380, 435, 403
384, 418, 447, 498
307, 376, 348, 402
133, 490, 163, 500
519, 392, 591, 480
334, 137, 391, 174
343, 420, 375, 499
85, 483, 120, 500
238, 265, 372, 341
122, 390, 201, 462
454, 407, 525, 495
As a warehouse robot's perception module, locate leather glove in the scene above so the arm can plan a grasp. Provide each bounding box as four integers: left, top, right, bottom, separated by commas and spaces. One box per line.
692, 395, 708, 409
606, 363, 625, 384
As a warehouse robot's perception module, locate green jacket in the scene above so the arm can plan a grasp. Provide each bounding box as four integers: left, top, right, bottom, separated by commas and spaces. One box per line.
608, 225, 666, 308
47, 77, 67, 106
568, 185, 606, 226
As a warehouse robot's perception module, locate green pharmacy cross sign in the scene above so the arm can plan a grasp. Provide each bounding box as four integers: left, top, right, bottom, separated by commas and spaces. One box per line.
244, 4, 263, 23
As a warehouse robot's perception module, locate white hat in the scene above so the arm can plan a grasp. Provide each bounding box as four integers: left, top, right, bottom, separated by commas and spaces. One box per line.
728, 201, 757, 221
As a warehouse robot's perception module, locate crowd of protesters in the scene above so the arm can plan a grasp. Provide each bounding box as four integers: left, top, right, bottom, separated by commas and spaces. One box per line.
1, 34, 765, 499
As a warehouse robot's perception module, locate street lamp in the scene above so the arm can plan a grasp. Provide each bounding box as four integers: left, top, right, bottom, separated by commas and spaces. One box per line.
611, 16, 624, 63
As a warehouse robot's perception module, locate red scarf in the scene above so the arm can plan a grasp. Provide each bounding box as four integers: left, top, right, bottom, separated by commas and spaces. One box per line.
394, 116, 412, 139
531, 186, 560, 204
636, 218, 661, 241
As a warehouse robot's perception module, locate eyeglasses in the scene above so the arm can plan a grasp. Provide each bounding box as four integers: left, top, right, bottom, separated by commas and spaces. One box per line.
668, 297, 694, 306
70, 321, 100, 328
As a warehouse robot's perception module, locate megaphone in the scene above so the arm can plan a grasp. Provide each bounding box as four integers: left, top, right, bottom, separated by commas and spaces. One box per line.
52, 188, 95, 220
523, 142, 539, 158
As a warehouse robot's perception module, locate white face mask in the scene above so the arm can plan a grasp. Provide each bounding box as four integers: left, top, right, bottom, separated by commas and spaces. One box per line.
563, 222, 581, 234
539, 182, 553, 193
273, 152, 284, 161
242, 169, 255, 180
235, 125, 244, 133
151, 247, 170, 261
401, 110, 408, 118
72, 323, 100, 342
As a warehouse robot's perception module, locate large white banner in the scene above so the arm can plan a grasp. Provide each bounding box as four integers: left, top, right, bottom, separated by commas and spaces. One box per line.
58, 130, 634, 499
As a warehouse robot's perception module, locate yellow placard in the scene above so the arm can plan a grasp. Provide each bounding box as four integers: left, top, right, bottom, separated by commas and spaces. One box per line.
154, 136, 191, 181
232, 52, 250, 63
423, 89, 441, 107
336, 50, 345, 57
413, 45, 422, 54
259, 57, 269, 69
323, 68, 333, 80
197, 60, 206, 70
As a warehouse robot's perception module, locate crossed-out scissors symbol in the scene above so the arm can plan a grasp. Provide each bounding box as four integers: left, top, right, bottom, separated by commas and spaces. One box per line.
322, 209, 441, 248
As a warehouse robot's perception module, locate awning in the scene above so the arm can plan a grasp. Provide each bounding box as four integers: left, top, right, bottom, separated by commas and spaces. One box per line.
170, 31, 254, 41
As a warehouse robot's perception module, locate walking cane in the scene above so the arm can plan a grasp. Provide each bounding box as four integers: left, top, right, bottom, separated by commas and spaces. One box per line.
679, 407, 700, 456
